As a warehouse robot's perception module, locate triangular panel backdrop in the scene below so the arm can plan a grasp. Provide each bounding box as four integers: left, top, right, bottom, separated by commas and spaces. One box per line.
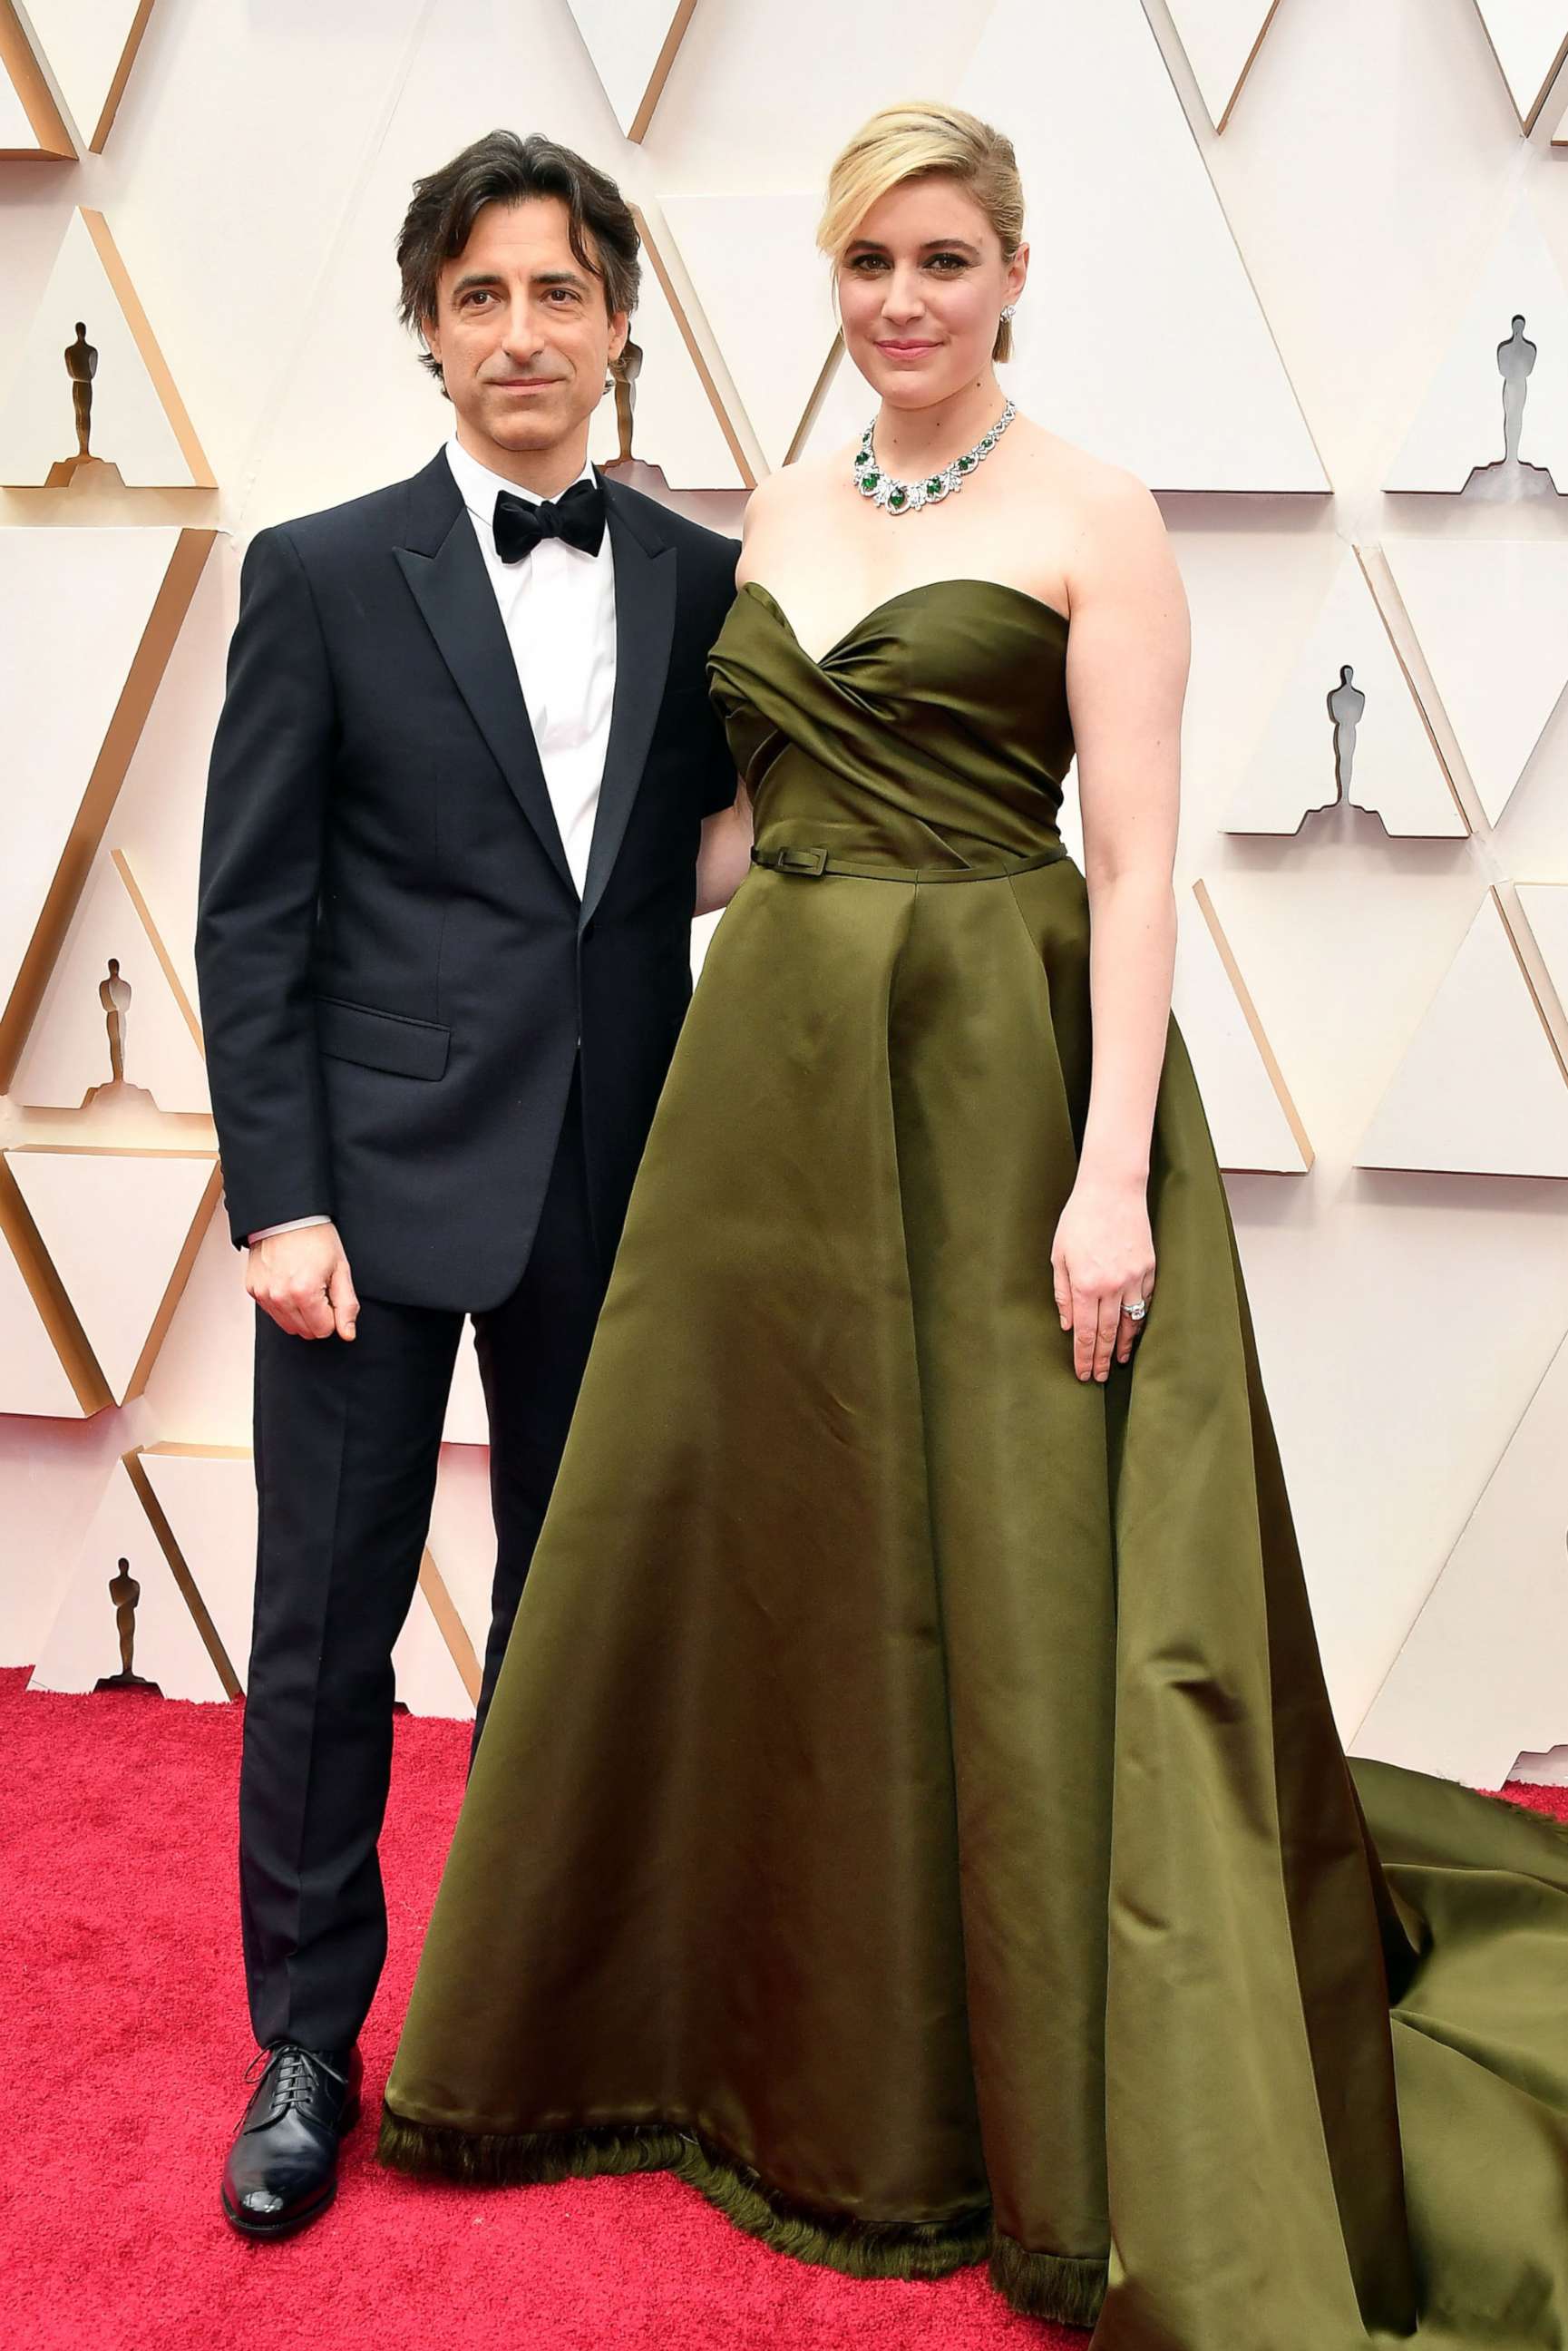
0, 0, 1563, 1778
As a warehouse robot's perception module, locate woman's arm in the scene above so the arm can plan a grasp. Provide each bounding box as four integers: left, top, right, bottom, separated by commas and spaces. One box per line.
696, 782, 755, 915
1054, 472, 1192, 1383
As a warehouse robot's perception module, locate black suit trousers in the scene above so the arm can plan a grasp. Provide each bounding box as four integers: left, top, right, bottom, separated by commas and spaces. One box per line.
239, 1073, 603, 2053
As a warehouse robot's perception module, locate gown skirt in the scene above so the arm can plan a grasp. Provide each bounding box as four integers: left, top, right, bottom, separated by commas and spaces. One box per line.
379, 579, 1568, 2348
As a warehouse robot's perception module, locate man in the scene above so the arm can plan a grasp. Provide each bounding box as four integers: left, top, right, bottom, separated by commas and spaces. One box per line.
196, 129, 744, 2239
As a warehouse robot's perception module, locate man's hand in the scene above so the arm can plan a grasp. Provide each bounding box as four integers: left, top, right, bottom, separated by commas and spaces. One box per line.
246, 1223, 359, 1342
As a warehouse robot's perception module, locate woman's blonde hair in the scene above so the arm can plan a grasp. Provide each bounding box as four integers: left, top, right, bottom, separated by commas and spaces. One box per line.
816, 101, 1024, 364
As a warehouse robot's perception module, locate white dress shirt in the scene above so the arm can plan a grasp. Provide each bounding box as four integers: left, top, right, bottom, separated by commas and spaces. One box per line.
248, 435, 618, 1246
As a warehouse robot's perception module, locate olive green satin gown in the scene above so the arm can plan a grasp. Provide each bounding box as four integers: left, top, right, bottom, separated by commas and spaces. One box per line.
381, 579, 1568, 2346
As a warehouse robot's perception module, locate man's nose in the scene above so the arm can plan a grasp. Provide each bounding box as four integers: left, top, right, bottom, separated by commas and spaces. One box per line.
498, 299, 548, 355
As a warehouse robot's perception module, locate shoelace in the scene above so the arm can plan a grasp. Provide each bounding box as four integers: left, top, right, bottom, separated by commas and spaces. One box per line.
243, 2044, 347, 2115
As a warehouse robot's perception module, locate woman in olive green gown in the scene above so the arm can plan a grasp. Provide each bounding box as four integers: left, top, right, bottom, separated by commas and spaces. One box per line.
380, 108, 1568, 2349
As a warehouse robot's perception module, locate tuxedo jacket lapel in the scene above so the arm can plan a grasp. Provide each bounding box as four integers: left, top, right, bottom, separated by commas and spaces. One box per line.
580, 476, 677, 933
394, 452, 576, 898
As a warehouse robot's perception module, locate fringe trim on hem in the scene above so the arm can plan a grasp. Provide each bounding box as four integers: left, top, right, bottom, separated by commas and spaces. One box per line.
377, 2107, 990, 2283
989, 2226, 1109, 2327
379, 2107, 1109, 2321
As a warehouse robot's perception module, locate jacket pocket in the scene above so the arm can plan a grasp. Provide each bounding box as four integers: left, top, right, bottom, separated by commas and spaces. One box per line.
312, 995, 450, 1081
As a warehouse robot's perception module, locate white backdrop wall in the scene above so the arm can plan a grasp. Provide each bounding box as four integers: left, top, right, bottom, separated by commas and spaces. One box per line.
2, 0, 1566, 1778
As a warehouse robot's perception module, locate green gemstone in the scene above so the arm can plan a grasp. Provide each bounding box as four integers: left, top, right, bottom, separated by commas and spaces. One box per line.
889, 487, 907, 508
926, 477, 943, 493
958, 454, 975, 470
861, 471, 879, 489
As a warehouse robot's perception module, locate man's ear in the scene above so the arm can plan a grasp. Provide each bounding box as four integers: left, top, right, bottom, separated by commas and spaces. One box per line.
607, 310, 629, 366
422, 309, 443, 367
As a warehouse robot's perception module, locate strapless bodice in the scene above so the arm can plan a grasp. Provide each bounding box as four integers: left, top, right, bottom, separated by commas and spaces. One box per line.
706, 577, 1074, 875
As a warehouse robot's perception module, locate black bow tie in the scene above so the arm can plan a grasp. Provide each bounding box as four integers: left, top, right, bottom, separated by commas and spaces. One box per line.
492, 474, 606, 563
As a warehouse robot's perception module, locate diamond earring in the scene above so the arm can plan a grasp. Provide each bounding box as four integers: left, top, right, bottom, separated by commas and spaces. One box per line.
1000, 304, 1017, 323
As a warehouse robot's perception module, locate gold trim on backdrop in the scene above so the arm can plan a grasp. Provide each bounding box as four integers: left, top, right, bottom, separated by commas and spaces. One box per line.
0, 1155, 111, 1412
1496, 885, 1568, 1089
419, 1548, 483, 1707
141, 1441, 248, 1459
784, 335, 846, 470
1468, 4, 1568, 136
1355, 543, 1475, 837
123, 1159, 222, 1400
78, 208, 216, 484
123, 1444, 242, 1699
631, 205, 757, 490
1192, 878, 1315, 1173
0, 2, 74, 157
2, 1146, 219, 1404
1213, 1, 1284, 137
112, 846, 206, 1055
628, 0, 700, 143
0, 526, 217, 1089
83, 0, 157, 152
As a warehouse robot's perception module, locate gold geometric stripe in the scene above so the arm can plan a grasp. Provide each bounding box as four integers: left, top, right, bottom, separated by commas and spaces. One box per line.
112, 846, 205, 1053
80, 209, 215, 483
124, 1160, 222, 1400
1193, 878, 1314, 1171
0, 528, 216, 1088
82, 0, 157, 152
1496, 886, 1568, 1089
626, 0, 700, 142
0, 1155, 111, 1412
0, 2, 73, 156
419, 1548, 482, 1707
1354, 542, 1473, 835
124, 1446, 241, 1700
632, 205, 756, 489
784, 336, 845, 469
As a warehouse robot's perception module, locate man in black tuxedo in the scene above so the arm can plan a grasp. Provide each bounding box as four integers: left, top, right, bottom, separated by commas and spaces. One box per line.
196, 129, 749, 2238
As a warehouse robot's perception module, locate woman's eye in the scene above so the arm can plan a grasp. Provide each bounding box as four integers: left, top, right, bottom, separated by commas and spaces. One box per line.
847, 252, 969, 273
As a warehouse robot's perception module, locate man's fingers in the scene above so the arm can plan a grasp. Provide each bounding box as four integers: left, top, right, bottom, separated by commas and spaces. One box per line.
258, 1293, 309, 1341
244, 1224, 354, 1343
297, 1284, 336, 1340
329, 1260, 360, 1342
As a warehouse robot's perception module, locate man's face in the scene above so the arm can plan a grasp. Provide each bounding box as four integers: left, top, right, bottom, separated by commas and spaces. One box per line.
423, 195, 628, 460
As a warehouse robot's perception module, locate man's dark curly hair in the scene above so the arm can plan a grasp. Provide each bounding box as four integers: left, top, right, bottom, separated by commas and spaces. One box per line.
397, 128, 641, 392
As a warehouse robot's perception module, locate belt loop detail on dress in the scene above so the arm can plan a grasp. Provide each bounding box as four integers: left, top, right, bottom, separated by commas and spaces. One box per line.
759, 845, 830, 877
750, 844, 1066, 883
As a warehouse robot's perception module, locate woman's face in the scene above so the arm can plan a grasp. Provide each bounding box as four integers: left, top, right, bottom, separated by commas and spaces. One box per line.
834, 174, 1026, 408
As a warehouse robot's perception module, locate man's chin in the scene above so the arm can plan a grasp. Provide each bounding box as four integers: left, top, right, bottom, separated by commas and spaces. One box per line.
475, 404, 577, 453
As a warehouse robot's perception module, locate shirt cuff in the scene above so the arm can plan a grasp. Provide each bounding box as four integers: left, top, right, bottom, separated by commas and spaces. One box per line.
247, 1215, 332, 1244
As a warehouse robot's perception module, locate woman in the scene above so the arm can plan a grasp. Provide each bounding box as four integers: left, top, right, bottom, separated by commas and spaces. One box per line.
380, 102, 1568, 2346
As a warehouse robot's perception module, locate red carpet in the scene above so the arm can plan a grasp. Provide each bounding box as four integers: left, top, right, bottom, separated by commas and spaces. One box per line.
2, 1667, 1563, 2351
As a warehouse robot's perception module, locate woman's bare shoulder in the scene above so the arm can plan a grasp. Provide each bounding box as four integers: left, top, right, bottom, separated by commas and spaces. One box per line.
1010, 414, 1157, 518
736, 448, 851, 568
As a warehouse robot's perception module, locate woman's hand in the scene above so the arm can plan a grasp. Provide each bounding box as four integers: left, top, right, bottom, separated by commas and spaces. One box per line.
1051, 1172, 1155, 1382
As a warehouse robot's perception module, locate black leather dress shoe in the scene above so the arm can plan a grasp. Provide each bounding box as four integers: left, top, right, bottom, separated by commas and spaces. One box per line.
221, 2042, 363, 2238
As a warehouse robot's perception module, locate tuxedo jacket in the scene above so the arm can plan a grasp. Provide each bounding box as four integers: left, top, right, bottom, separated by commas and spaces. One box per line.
195, 450, 740, 1312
